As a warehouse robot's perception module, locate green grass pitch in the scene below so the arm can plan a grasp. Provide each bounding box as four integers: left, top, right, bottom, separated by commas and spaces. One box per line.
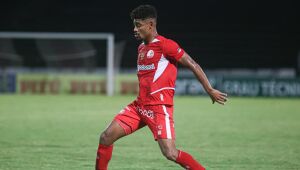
0, 95, 299, 170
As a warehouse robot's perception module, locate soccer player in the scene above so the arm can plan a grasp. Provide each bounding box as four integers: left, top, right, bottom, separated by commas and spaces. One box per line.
95, 5, 228, 170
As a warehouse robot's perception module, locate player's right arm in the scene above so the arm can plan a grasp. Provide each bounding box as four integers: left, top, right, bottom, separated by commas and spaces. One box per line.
178, 52, 228, 105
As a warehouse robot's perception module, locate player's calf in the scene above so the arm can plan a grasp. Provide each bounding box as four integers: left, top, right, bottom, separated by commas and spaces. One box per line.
99, 120, 126, 145
158, 139, 205, 170
96, 120, 126, 170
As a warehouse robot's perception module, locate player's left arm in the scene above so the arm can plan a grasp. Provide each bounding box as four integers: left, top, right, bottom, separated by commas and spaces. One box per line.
178, 52, 228, 105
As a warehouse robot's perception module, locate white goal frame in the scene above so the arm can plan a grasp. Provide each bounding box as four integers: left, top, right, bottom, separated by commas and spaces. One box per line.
0, 32, 115, 96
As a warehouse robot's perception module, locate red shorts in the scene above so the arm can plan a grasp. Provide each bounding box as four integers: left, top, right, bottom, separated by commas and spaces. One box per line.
114, 100, 175, 140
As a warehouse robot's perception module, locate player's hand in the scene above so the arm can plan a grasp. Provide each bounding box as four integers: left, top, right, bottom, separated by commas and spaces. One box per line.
208, 88, 228, 105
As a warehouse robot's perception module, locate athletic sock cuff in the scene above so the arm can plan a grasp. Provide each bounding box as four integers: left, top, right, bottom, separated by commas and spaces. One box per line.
99, 144, 113, 149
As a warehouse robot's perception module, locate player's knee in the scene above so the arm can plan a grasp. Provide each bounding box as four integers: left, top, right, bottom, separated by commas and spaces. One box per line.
99, 131, 112, 145
162, 149, 178, 161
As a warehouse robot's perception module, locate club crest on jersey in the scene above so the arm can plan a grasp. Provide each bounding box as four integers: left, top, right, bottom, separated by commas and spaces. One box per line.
146, 50, 154, 58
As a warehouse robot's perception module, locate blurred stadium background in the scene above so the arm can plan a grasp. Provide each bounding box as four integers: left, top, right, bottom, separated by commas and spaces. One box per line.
0, 1, 299, 170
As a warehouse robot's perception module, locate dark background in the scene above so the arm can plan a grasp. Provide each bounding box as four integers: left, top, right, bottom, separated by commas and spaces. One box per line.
1, 0, 299, 69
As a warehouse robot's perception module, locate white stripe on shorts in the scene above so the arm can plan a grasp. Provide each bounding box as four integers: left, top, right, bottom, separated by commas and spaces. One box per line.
162, 105, 172, 139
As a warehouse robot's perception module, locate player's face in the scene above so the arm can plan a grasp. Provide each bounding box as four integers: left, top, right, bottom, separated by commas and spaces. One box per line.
133, 19, 152, 41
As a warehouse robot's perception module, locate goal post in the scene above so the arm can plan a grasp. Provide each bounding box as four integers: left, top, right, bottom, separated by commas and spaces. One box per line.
0, 32, 115, 96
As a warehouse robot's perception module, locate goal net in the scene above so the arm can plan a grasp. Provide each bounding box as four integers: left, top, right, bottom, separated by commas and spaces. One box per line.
0, 32, 115, 96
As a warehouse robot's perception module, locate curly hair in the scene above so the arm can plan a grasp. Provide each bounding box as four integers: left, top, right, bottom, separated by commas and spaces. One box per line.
130, 5, 157, 20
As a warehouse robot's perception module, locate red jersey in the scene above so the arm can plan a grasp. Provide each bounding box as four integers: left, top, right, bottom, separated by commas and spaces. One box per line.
136, 35, 185, 106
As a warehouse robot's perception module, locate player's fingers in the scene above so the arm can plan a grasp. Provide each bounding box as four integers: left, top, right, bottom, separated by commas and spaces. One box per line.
216, 100, 225, 105
219, 96, 228, 102
216, 95, 225, 102
221, 92, 228, 97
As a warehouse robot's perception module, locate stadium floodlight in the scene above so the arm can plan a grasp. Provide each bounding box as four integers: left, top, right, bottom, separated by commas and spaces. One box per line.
0, 32, 115, 96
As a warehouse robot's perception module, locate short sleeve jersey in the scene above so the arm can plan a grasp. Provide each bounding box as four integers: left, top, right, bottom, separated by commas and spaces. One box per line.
136, 35, 185, 105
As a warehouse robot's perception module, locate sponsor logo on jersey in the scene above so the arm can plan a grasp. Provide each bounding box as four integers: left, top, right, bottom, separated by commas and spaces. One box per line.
147, 50, 154, 58
137, 63, 155, 71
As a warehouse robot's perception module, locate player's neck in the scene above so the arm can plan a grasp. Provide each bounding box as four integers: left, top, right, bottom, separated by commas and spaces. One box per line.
143, 31, 158, 45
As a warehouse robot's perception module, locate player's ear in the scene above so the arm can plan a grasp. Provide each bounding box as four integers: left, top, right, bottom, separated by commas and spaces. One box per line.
148, 19, 154, 27
150, 20, 154, 26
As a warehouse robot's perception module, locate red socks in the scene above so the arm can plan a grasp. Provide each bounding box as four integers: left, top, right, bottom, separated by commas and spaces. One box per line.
95, 145, 205, 170
95, 144, 114, 170
176, 150, 205, 170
